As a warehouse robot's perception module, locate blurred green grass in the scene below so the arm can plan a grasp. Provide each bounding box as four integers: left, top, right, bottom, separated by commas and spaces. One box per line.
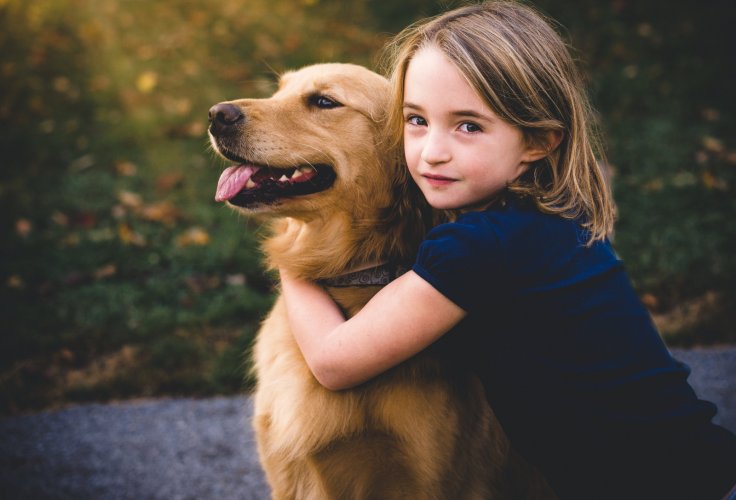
1, 0, 734, 414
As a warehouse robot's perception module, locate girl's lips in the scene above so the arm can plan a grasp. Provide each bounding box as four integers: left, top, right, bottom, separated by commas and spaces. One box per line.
422, 173, 456, 187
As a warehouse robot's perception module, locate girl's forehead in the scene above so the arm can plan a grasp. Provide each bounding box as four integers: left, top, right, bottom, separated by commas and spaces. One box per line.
406, 45, 452, 72
403, 47, 487, 109
404, 47, 463, 88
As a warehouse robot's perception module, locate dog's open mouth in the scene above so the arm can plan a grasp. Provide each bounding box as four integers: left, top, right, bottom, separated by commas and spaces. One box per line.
215, 163, 336, 207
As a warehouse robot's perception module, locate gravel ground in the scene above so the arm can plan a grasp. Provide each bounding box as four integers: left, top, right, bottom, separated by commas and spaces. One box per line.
1, 345, 734, 500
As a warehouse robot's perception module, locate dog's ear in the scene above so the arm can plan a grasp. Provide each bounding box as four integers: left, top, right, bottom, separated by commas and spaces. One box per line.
358, 79, 391, 124
331, 69, 391, 123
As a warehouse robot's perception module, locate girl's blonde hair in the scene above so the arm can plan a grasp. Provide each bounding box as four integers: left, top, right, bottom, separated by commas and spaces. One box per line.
381, 0, 615, 243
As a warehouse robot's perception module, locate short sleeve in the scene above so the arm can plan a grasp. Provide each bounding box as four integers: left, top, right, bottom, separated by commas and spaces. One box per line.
412, 215, 504, 312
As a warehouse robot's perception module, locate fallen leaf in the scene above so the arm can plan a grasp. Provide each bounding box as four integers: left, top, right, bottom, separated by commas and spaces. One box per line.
701, 108, 720, 122
51, 211, 69, 227
671, 171, 696, 187
111, 204, 126, 219
89, 74, 111, 92
69, 154, 95, 171
184, 274, 221, 293
115, 161, 138, 176
117, 190, 143, 209
118, 223, 146, 246
701, 136, 724, 154
226, 274, 246, 286
137, 44, 155, 60
7, 275, 25, 289
61, 234, 80, 247
176, 227, 210, 247
701, 171, 728, 191
641, 293, 658, 310
58, 348, 75, 364
641, 179, 663, 192
52, 76, 71, 93
88, 228, 115, 242
156, 172, 184, 192
623, 65, 638, 79
94, 264, 117, 280
702, 171, 716, 189
185, 121, 206, 137
136, 71, 158, 94
16, 218, 32, 237
162, 96, 186, 115
139, 201, 180, 225
636, 23, 652, 37
182, 60, 199, 76
74, 212, 97, 229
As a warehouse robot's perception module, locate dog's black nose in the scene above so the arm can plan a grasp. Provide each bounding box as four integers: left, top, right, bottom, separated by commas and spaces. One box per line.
208, 103, 244, 136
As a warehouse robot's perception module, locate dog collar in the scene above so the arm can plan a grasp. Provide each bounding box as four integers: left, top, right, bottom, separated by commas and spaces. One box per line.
319, 263, 409, 287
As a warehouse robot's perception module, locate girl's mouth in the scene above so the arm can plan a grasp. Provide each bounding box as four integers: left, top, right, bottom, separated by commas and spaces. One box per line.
422, 173, 456, 187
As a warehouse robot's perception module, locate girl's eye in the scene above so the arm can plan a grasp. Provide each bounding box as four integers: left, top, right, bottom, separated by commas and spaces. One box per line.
459, 122, 482, 133
406, 115, 427, 126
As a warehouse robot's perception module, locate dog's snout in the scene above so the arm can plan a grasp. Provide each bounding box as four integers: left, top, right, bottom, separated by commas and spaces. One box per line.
208, 103, 244, 136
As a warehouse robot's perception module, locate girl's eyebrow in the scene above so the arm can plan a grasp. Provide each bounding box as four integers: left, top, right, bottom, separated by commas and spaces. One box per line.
402, 102, 423, 111
450, 109, 492, 121
402, 102, 493, 122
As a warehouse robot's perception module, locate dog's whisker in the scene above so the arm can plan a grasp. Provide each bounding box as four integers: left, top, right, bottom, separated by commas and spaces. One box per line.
288, 154, 323, 188
291, 153, 317, 171
291, 142, 330, 161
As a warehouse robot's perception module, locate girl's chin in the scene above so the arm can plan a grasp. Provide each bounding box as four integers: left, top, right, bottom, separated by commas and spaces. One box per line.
424, 197, 466, 211
425, 197, 495, 213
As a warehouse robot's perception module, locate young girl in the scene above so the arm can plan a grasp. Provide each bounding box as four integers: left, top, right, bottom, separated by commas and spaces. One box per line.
279, 2, 736, 498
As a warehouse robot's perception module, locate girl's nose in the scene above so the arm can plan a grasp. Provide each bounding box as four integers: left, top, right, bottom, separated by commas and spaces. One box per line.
420, 130, 451, 165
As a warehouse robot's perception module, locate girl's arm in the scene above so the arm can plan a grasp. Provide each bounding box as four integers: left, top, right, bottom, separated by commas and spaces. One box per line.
280, 270, 465, 390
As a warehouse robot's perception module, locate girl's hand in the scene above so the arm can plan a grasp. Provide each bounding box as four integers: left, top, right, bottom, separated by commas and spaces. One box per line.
279, 269, 465, 390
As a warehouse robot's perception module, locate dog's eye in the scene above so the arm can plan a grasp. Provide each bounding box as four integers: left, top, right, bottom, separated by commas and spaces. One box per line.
309, 94, 343, 109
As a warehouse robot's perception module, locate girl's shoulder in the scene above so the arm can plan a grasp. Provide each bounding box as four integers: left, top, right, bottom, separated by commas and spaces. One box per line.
418, 199, 574, 278
454, 197, 620, 280
453, 196, 586, 250
421, 211, 503, 264
415, 197, 620, 311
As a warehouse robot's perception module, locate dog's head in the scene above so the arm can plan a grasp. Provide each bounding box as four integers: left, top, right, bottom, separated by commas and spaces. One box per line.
208, 63, 399, 220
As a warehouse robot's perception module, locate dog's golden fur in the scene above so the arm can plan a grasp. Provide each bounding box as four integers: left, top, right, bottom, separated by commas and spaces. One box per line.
209, 64, 554, 499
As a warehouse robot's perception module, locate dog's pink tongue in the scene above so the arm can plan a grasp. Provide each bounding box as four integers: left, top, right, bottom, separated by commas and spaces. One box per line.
215, 164, 258, 202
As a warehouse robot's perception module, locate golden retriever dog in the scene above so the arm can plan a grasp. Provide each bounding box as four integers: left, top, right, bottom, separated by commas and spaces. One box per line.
208, 63, 554, 499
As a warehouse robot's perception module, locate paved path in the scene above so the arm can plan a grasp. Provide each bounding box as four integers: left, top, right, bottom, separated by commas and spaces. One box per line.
1, 346, 734, 500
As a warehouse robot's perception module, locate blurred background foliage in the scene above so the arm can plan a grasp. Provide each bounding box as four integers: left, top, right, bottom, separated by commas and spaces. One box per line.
1, 0, 734, 414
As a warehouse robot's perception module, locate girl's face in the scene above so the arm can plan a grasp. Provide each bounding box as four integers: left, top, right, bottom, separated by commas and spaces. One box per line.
403, 47, 539, 212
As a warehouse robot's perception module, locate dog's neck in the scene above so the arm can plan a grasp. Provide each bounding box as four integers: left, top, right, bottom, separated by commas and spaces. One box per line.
261, 166, 433, 284
262, 212, 403, 281
318, 262, 409, 287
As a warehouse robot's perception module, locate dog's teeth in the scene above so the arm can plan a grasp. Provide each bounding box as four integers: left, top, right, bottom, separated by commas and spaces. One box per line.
299, 166, 312, 173
291, 169, 304, 180
279, 175, 289, 182
246, 179, 256, 189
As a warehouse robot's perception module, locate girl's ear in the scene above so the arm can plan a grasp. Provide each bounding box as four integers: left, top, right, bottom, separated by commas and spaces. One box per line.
523, 130, 564, 162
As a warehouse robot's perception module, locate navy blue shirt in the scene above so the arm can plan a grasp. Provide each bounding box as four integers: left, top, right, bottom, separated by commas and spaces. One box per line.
413, 197, 736, 499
